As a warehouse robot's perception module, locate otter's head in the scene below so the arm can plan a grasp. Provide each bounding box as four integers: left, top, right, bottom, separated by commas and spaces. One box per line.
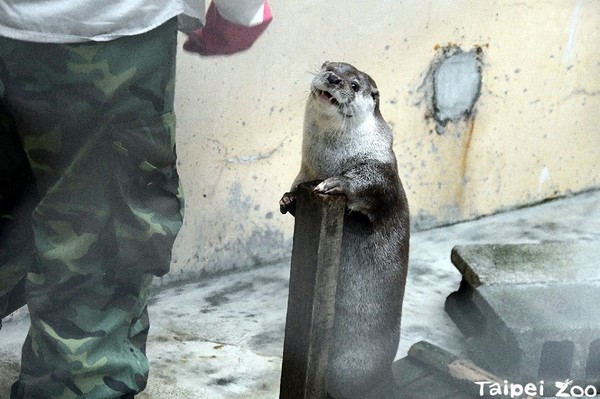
309, 61, 380, 122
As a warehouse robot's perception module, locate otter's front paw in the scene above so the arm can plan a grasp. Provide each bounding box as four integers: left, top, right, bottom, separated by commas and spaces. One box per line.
279, 192, 296, 216
314, 177, 348, 195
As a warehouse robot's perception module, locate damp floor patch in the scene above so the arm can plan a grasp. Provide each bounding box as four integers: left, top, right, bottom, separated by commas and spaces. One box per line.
445, 242, 600, 384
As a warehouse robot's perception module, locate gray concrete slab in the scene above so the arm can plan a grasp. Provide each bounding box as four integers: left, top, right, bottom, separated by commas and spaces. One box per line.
451, 242, 600, 287
447, 241, 600, 382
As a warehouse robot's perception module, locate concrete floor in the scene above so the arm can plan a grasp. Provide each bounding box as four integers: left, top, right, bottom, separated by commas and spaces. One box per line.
1, 189, 599, 398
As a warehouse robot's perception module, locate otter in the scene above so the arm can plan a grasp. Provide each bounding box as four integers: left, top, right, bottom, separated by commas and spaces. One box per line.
280, 61, 410, 399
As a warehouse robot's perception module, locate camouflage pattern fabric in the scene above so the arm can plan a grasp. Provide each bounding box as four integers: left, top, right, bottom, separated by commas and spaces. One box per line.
0, 17, 184, 398
0, 101, 36, 323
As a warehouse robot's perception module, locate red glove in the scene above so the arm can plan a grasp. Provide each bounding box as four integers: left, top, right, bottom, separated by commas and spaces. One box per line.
183, 1, 272, 56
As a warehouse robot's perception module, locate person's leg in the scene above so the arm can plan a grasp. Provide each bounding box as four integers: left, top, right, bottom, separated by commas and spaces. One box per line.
0, 99, 37, 325
0, 18, 183, 398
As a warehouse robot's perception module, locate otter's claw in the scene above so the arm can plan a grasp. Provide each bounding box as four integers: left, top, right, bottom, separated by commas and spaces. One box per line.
314, 177, 348, 195
280, 192, 296, 216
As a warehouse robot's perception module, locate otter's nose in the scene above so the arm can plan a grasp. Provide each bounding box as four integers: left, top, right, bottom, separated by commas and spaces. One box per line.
326, 72, 342, 85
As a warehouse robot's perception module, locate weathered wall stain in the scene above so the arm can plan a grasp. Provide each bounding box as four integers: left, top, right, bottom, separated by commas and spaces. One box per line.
417, 44, 484, 134
433, 47, 482, 128
410, 44, 486, 227
458, 117, 477, 209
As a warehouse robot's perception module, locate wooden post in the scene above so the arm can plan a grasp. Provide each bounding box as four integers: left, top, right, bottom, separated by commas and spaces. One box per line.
279, 182, 346, 399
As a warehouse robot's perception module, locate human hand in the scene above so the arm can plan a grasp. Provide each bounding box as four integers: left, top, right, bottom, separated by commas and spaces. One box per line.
183, 1, 272, 56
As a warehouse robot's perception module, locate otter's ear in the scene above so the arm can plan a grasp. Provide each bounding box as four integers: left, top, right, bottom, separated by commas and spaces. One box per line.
321, 61, 330, 68
371, 88, 380, 102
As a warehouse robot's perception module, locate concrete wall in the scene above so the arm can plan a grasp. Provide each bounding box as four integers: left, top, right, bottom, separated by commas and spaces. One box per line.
168, 0, 600, 280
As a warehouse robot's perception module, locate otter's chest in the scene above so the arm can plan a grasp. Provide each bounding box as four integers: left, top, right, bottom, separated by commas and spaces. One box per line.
304, 135, 360, 177
303, 123, 389, 177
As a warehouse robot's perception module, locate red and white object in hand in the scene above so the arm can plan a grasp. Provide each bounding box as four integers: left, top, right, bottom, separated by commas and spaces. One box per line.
183, 0, 272, 56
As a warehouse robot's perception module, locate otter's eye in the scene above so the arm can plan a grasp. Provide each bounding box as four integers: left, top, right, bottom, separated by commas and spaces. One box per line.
351, 82, 360, 92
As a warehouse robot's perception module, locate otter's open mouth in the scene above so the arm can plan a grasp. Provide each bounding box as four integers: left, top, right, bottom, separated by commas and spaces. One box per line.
316, 90, 340, 106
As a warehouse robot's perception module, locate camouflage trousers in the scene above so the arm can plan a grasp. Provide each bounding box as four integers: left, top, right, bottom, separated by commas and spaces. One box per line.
0, 18, 184, 398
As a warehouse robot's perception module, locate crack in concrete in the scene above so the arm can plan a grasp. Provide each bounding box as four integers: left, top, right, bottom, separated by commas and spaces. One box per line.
226, 141, 285, 164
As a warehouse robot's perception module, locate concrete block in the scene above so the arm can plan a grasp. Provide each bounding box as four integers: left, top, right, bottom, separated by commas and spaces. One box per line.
446, 242, 600, 383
